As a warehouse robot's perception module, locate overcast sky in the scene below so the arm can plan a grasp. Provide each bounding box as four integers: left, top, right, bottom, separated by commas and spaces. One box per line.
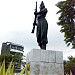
0, 0, 75, 60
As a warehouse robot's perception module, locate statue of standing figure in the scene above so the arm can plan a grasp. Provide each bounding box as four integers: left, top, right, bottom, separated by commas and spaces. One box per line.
31, 1, 48, 50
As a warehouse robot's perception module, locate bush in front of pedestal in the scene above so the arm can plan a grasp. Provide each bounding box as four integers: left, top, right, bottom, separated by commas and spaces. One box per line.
0, 59, 30, 75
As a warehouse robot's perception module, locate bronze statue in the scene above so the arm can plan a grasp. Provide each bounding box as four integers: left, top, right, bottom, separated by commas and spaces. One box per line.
31, 1, 48, 50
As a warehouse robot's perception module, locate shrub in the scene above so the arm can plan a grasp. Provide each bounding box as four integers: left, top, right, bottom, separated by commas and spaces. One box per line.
0, 59, 29, 75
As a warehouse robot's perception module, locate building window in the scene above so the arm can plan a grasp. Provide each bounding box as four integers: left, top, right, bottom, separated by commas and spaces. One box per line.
11, 45, 17, 49
17, 46, 23, 51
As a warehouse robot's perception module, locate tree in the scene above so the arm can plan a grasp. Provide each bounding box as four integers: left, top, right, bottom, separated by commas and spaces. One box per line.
64, 56, 75, 75
13, 53, 23, 69
56, 0, 75, 48
0, 54, 23, 69
0, 54, 13, 63
0, 54, 13, 69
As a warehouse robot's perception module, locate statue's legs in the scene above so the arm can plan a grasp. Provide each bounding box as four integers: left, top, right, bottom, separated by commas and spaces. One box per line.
41, 44, 46, 50
39, 43, 42, 49
39, 43, 46, 50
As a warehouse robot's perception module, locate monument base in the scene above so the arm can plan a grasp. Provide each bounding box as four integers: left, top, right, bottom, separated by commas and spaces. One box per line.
26, 49, 64, 75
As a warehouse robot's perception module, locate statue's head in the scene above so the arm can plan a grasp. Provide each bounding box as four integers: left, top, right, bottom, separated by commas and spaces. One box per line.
40, 1, 45, 10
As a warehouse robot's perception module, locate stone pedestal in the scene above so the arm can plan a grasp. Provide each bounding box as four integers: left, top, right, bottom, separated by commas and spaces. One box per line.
26, 49, 64, 75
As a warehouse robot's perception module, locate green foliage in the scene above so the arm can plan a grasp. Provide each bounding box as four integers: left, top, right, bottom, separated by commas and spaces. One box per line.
13, 53, 23, 63
56, 0, 75, 48
0, 54, 12, 63
0, 54, 23, 69
65, 70, 73, 75
64, 56, 75, 75
0, 59, 29, 75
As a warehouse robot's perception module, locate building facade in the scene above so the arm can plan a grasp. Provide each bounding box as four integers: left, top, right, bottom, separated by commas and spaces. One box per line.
1, 42, 24, 56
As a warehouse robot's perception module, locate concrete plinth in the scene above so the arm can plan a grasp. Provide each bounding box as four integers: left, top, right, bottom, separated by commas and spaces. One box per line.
26, 49, 64, 75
